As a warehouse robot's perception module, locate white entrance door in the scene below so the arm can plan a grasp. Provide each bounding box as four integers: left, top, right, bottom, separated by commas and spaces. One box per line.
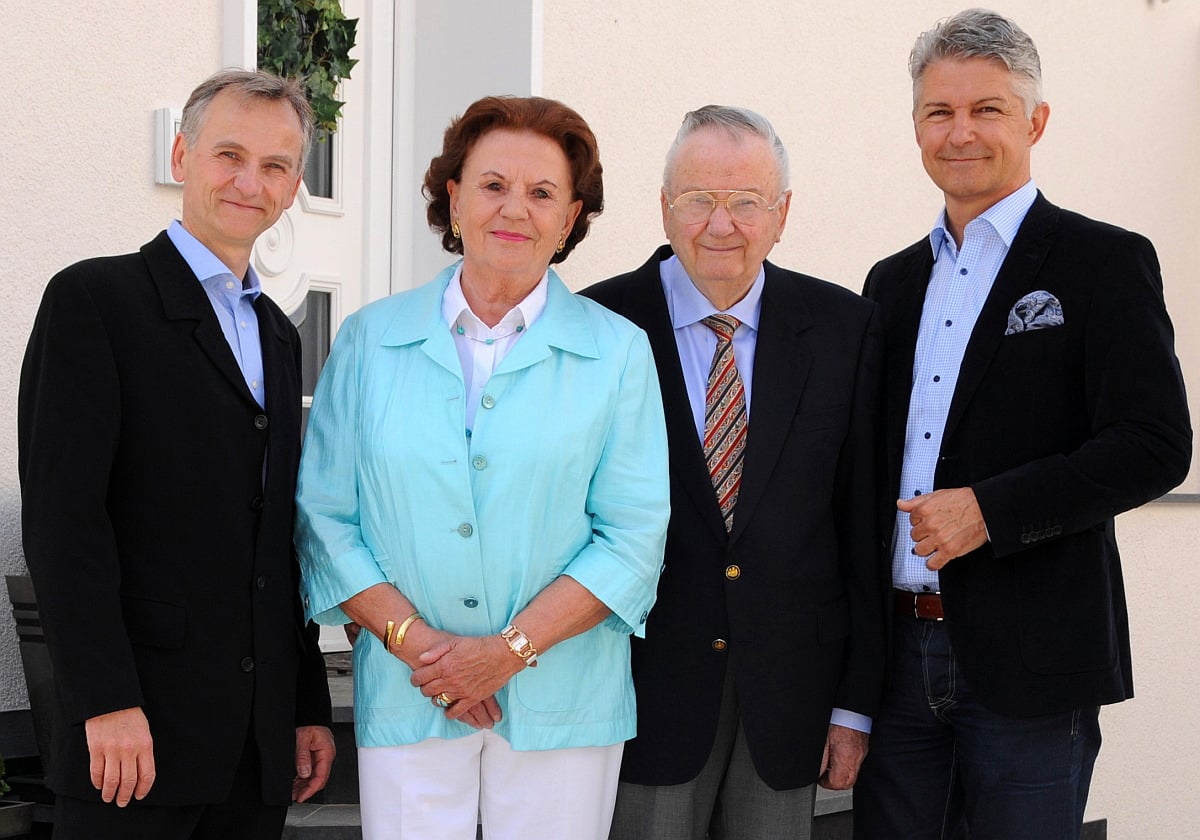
229, 0, 397, 650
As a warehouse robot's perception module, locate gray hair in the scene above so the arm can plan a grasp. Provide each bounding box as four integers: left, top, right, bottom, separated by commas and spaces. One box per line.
180, 69, 315, 169
910, 8, 1043, 117
663, 105, 790, 194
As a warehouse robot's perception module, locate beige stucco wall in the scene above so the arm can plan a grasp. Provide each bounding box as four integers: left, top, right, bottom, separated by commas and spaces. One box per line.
542, 2, 1200, 834
2, 1, 224, 709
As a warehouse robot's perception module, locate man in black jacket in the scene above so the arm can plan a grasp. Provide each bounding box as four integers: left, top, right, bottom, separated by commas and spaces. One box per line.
19, 69, 334, 840
584, 105, 886, 840
853, 11, 1191, 839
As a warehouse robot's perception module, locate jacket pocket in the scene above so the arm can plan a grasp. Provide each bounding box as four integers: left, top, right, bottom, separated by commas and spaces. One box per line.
122, 595, 187, 649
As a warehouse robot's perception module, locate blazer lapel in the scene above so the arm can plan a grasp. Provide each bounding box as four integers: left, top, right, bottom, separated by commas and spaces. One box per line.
142, 232, 263, 407
943, 194, 1059, 440
621, 248, 729, 543
730, 264, 813, 542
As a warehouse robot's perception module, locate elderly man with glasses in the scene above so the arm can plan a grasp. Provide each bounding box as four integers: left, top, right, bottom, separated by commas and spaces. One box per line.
582, 105, 888, 840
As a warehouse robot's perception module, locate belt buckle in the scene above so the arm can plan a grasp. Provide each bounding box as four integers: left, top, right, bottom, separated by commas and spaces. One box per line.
913, 591, 943, 621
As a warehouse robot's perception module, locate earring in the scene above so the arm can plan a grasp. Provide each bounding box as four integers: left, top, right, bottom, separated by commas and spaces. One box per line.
556, 236, 565, 253
451, 221, 461, 239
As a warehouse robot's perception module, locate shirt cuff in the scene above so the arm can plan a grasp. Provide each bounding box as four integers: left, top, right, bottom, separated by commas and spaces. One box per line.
830, 708, 872, 734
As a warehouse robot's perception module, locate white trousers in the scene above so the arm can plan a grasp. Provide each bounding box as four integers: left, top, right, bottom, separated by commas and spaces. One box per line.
359, 730, 623, 840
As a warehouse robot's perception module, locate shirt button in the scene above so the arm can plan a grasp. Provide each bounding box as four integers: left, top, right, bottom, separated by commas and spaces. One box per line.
933, 375, 940, 383
725, 565, 741, 580
481, 394, 496, 409
945, 319, 953, 327
924, 432, 932, 440
463, 597, 479, 609
959, 268, 968, 275
458, 522, 474, 538
240, 657, 255, 672
711, 639, 728, 652
472, 455, 488, 470
225, 281, 235, 291
240, 320, 248, 328
254, 414, 268, 430
639, 611, 649, 624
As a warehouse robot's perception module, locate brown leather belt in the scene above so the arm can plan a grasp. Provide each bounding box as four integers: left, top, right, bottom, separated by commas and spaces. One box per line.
894, 589, 944, 621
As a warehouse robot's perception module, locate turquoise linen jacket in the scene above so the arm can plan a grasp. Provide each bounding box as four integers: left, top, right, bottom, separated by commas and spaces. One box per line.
295, 264, 670, 751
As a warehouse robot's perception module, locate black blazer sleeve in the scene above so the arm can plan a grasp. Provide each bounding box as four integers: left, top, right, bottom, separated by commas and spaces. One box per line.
19, 262, 145, 723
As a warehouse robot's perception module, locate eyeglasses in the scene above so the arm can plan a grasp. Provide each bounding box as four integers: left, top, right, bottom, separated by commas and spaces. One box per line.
666, 190, 787, 225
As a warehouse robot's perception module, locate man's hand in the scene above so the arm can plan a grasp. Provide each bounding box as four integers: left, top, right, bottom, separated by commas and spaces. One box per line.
293, 725, 336, 803
85, 706, 155, 806
818, 724, 868, 790
898, 486, 988, 570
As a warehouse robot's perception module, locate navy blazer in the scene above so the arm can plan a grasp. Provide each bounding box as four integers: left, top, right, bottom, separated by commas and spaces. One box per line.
582, 246, 888, 790
19, 231, 331, 805
866, 193, 1191, 715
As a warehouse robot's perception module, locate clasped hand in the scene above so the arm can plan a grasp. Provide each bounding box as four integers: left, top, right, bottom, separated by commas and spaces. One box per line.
409, 634, 518, 729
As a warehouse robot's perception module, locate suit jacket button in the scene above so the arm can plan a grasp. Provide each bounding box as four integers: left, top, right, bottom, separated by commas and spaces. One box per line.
254, 414, 269, 430
725, 564, 741, 580
256, 575, 267, 590
250, 496, 264, 511
711, 639, 728, 652
240, 657, 255, 672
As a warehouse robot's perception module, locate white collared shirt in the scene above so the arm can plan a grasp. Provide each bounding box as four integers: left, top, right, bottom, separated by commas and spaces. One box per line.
441, 264, 548, 431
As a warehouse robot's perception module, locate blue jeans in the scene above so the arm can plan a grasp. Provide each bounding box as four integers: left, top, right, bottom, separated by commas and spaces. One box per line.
853, 615, 1101, 840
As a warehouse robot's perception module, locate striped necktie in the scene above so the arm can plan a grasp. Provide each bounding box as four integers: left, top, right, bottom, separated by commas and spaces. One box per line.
701, 314, 747, 532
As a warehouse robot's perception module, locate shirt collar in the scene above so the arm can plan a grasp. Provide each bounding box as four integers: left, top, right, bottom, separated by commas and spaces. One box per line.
167, 220, 262, 298
660, 254, 764, 332
928, 179, 1039, 260
440, 263, 549, 338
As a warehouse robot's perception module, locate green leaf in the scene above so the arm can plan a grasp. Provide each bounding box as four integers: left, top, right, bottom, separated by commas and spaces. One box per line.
257, 0, 356, 132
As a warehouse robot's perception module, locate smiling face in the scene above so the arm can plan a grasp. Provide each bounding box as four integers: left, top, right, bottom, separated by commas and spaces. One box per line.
170, 88, 305, 276
447, 129, 583, 294
661, 127, 790, 311
914, 57, 1049, 234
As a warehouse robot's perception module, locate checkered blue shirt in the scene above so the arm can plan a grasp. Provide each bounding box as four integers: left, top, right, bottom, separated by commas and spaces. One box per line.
891, 180, 1039, 592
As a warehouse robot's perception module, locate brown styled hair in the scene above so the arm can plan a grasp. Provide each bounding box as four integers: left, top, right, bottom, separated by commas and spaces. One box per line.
423, 96, 604, 263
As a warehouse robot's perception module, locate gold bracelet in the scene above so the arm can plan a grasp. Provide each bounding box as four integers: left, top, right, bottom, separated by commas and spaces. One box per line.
383, 619, 397, 650
390, 612, 423, 652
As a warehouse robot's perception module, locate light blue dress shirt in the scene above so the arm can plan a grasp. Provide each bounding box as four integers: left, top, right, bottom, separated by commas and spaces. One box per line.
166, 220, 266, 408
659, 255, 869, 734
295, 263, 670, 751
892, 180, 1039, 592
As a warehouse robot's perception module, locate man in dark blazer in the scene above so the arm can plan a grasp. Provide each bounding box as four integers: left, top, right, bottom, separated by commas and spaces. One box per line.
18, 70, 334, 840
583, 106, 886, 840
852, 11, 1191, 840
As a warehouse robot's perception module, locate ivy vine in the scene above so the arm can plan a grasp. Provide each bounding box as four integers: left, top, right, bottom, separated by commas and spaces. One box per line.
258, 0, 358, 134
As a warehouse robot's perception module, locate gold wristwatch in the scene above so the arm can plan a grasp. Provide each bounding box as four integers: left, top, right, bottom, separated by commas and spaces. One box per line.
500, 624, 539, 668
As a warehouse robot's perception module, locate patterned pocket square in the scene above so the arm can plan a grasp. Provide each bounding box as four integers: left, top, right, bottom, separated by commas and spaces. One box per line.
1005, 290, 1064, 335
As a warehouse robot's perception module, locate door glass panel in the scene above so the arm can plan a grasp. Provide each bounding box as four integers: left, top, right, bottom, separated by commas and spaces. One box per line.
291, 289, 332, 435
304, 129, 335, 199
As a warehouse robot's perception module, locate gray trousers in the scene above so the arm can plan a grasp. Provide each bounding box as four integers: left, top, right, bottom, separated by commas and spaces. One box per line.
610, 667, 816, 840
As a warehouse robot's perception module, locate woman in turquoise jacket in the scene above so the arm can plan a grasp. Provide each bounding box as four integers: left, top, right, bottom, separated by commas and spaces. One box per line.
295, 96, 670, 839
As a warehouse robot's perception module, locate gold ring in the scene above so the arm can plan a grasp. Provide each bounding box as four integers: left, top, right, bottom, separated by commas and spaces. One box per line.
435, 692, 452, 708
